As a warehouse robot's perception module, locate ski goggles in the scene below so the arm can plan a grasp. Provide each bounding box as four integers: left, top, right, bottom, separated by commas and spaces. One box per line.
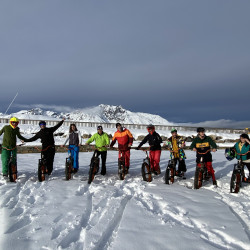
39, 123, 46, 126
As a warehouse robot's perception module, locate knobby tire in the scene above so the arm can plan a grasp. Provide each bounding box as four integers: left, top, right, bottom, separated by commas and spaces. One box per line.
141, 162, 152, 182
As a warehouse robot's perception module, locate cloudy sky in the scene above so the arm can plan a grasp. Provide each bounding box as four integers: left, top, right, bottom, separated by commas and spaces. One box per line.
0, 0, 249, 124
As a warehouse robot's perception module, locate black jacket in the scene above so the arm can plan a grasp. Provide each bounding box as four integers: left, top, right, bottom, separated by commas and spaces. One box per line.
138, 132, 162, 151
24, 120, 64, 149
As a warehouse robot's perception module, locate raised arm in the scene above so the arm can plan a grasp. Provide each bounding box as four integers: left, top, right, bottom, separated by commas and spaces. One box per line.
51, 119, 64, 133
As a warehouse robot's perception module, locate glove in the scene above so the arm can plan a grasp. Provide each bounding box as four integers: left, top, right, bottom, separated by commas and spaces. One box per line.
135, 147, 140, 150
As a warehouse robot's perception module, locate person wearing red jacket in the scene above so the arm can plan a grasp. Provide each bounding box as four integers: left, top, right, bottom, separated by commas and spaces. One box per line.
110, 123, 133, 172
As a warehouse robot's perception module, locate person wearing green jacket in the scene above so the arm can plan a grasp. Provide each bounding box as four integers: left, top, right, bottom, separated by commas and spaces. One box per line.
0, 117, 27, 177
85, 125, 110, 175
190, 127, 218, 186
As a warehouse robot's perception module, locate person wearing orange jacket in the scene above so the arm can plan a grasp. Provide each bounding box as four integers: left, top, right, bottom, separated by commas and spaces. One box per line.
110, 123, 133, 172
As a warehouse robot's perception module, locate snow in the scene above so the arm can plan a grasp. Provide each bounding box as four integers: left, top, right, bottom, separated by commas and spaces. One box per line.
0, 150, 250, 250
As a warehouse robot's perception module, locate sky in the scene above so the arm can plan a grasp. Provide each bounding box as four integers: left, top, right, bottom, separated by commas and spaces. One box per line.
0, 0, 250, 124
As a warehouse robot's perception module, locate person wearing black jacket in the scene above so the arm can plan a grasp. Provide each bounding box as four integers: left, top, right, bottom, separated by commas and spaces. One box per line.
24, 119, 65, 175
136, 124, 162, 175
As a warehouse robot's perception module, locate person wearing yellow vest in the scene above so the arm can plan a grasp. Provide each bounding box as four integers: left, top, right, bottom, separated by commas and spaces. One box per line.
166, 128, 186, 178
0, 117, 27, 177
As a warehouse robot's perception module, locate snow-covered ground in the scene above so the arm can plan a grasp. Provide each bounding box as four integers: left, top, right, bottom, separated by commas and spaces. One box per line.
0, 150, 249, 250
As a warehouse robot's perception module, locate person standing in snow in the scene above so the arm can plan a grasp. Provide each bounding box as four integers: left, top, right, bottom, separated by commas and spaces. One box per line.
85, 125, 110, 175
165, 128, 187, 178
190, 127, 218, 186
62, 124, 82, 173
0, 117, 28, 177
233, 133, 250, 182
24, 119, 65, 175
136, 124, 162, 175
110, 123, 133, 173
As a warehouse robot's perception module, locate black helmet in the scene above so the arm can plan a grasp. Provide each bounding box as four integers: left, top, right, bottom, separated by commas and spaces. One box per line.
39, 121, 46, 126
147, 124, 155, 129
116, 123, 121, 128
240, 133, 249, 140
97, 125, 103, 130
197, 127, 205, 133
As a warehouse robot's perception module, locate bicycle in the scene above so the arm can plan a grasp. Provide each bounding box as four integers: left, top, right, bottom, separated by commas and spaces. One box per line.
141, 150, 152, 182
2, 146, 18, 182
193, 150, 211, 189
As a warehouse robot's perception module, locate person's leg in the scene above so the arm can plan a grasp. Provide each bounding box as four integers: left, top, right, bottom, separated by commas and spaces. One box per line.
45, 147, 55, 175
178, 159, 187, 173
149, 151, 155, 171
124, 150, 130, 168
242, 163, 250, 182
205, 161, 216, 182
100, 151, 107, 175
1, 148, 10, 176
154, 150, 161, 174
73, 146, 79, 170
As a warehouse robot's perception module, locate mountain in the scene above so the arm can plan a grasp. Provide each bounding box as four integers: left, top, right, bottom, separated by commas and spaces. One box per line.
5, 104, 173, 125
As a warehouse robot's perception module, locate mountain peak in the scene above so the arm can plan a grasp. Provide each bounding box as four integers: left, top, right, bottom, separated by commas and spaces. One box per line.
3, 104, 172, 125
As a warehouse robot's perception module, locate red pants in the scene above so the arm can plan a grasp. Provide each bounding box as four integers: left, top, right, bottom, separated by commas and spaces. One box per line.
197, 161, 216, 181
119, 150, 130, 168
149, 150, 161, 171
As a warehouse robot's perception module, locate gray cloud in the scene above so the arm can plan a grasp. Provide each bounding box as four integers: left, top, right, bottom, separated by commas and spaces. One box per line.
0, 0, 250, 124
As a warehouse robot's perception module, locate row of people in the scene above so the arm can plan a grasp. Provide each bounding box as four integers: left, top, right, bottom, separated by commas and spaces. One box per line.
1, 117, 249, 183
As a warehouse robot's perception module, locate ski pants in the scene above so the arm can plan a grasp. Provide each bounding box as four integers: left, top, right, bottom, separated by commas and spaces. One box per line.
242, 162, 250, 177
96, 151, 107, 170
1, 147, 17, 175
68, 145, 79, 169
149, 150, 161, 171
197, 161, 216, 181
119, 150, 130, 168
173, 157, 187, 173
42, 146, 55, 174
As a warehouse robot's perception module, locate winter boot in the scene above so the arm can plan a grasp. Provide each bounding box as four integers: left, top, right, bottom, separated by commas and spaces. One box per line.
213, 180, 217, 186
101, 166, 106, 175
182, 172, 186, 179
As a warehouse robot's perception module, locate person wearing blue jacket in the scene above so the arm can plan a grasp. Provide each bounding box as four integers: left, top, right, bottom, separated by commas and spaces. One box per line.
234, 133, 250, 182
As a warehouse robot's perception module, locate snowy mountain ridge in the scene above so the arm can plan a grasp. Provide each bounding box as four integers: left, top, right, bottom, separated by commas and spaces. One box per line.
3, 104, 173, 125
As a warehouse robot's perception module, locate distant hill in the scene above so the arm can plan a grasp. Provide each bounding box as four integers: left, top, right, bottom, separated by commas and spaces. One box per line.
3, 104, 173, 125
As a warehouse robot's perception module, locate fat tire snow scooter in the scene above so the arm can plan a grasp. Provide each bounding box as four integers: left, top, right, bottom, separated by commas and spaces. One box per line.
193, 150, 212, 189
165, 159, 176, 184
63, 146, 78, 181
88, 150, 100, 184
35, 146, 52, 182
141, 150, 152, 182
230, 159, 244, 193
225, 148, 250, 193
118, 150, 128, 180
2, 146, 18, 182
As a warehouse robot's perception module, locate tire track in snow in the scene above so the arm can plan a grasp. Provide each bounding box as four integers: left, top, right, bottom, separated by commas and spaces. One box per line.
58, 190, 93, 249
89, 194, 132, 250
215, 193, 250, 242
